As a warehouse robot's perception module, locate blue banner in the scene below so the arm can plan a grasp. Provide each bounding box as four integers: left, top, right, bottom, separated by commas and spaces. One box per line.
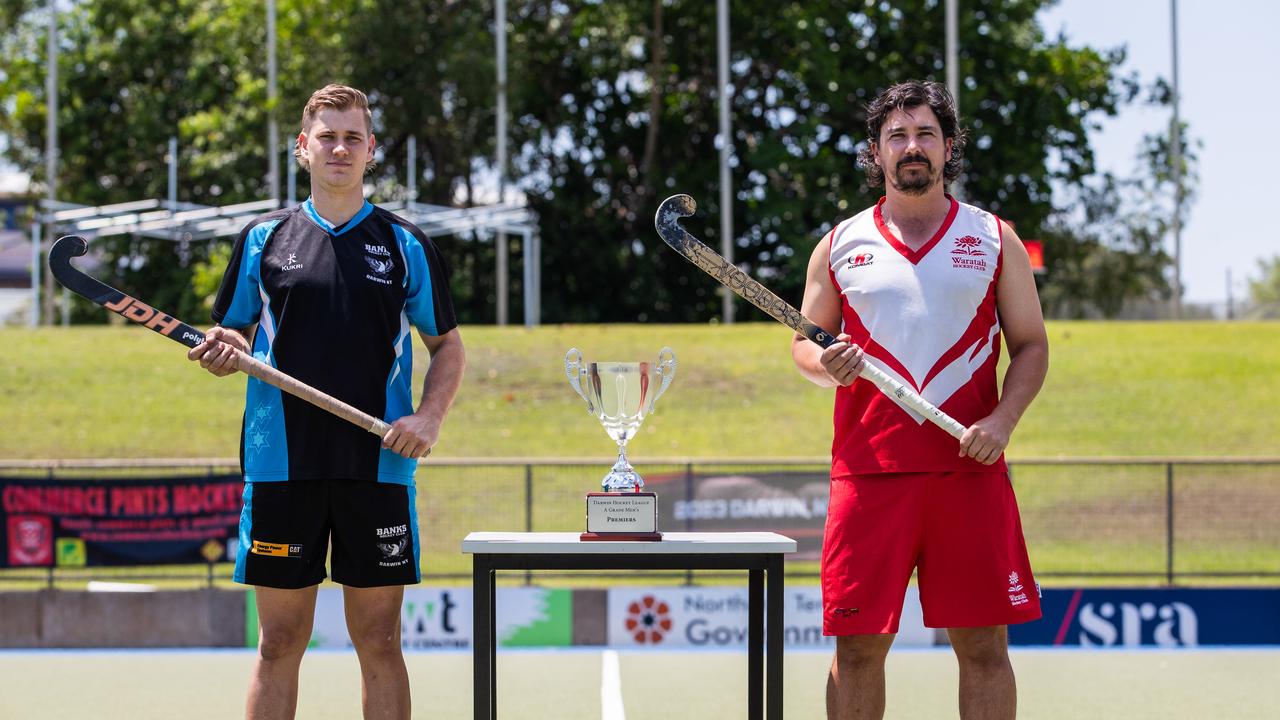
1009, 588, 1280, 647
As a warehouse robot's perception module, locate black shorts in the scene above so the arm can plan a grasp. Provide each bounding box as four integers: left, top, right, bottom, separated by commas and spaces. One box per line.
233, 479, 421, 589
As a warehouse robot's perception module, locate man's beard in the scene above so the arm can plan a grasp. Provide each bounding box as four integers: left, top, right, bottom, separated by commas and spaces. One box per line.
889, 155, 940, 196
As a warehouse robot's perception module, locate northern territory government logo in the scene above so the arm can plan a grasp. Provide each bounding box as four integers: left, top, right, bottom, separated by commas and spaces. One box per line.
951, 235, 988, 271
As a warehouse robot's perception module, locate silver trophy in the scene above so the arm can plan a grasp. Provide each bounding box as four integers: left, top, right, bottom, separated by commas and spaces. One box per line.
565, 347, 676, 539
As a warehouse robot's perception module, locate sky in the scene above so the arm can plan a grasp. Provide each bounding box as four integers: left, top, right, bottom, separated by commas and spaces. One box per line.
4, 0, 1277, 305
1038, 0, 1280, 305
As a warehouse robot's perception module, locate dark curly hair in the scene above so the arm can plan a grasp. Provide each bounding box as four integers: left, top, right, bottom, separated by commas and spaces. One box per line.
856, 81, 967, 188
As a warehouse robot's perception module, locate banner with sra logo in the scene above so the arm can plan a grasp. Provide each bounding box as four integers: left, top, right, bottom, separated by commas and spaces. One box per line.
606, 586, 933, 648
1008, 588, 1280, 647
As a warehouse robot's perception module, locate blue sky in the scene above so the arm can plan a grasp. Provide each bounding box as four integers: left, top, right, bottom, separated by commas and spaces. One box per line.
1039, 0, 1279, 305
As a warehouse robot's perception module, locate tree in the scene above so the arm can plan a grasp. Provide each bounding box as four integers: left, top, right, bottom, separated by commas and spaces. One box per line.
4, 0, 1153, 324
1, 0, 359, 322
1245, 256, 1280, 319
1037, 80, 1199, 319
504, 0, 1136, 321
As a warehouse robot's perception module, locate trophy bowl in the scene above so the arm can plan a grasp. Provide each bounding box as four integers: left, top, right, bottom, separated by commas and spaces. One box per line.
565, 347, 676, 540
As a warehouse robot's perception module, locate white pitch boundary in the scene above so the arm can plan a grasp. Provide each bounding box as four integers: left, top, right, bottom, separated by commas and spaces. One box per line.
601, 649, 626, 720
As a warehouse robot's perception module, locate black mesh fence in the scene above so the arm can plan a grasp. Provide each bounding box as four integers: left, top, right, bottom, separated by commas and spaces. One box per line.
2, 458, 1278, 586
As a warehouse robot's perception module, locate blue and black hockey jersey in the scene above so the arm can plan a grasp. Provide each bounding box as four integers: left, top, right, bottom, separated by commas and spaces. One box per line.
212, 198, 457, 484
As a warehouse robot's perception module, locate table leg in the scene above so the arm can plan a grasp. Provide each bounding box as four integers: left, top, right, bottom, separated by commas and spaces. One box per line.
473, 555, 494, 720
748, 566, 764, 720
766, 554, 784, 719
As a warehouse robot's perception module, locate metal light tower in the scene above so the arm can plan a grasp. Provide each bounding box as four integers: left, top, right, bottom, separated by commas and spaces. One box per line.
42, 0, 59, 325
717, 0, 734, 323
267, 0, 279, 205
1170, 0, 1183, 318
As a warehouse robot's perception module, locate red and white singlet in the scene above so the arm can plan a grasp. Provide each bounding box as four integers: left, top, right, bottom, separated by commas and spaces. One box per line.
827, 196, 1005, 476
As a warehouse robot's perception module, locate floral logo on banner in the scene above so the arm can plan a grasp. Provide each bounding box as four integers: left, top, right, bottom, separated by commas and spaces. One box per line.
624, 595, 673, 644
951, 235, 986, 256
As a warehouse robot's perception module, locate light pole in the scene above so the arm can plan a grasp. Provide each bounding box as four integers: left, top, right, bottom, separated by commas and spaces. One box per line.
1169, 0, 1183, 318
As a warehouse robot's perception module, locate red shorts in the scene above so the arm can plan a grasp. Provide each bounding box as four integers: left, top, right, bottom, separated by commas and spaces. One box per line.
822, 471, 1041, 635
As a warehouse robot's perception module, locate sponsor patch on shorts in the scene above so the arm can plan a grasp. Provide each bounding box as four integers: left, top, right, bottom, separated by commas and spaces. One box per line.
251, 540, 302, 558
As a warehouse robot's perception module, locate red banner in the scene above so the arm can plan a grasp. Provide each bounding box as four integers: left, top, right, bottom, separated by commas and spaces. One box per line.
0, 475, 243, 567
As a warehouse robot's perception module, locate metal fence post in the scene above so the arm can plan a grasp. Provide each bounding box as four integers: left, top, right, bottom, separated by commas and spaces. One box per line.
525, 463, 533, 586
1166, 462, 1175, 585
684, 461, 695, 586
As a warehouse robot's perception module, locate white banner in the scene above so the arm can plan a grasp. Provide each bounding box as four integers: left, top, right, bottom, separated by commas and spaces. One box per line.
606, 586, 933, 648
304, 587, 574, 650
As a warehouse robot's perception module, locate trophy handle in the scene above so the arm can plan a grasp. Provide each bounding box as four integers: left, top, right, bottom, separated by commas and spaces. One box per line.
565, 348, 594, 413
651, 347, 677, 406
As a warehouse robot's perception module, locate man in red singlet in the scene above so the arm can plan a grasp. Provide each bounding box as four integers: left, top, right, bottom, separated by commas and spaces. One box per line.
791, 80, 1049, 720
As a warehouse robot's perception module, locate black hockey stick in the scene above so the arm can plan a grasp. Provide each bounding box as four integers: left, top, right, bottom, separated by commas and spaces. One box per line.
653, 194, 967, 439
49, 235, 392, 437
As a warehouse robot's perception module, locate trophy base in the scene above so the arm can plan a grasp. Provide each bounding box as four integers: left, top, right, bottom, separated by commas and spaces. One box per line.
579, 531, 664, 542
584, 491, 659, 541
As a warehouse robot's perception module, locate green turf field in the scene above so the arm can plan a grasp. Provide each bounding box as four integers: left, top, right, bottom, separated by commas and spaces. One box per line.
2, 321, 1278, 459
1, 648, 1276, 719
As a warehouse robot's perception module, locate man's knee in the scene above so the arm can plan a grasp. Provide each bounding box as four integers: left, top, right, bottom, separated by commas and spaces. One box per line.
948, 626, 1010, 669
348, 612, 404, 660
257, 621, 312, 663
834, 634, 895, 668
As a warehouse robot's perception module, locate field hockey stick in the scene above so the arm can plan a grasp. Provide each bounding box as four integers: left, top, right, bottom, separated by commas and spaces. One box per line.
48, 234, 393, 438
654, 194, 967, 440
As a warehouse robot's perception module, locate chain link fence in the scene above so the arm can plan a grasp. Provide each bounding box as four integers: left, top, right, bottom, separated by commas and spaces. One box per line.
2, 457, 1277, 587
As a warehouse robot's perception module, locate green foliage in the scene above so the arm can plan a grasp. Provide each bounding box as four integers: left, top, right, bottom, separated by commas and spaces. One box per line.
1245, 255, 1280, 318
2, 0, 1174, 322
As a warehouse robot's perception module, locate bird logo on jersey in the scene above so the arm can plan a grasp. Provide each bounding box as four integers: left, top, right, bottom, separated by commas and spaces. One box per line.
366, 256, 394, 276
377, 535, 408, 559
365, 255, 395, 285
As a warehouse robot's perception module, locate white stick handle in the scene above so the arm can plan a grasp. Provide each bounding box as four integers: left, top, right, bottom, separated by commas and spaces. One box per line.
857, 359, 967, 440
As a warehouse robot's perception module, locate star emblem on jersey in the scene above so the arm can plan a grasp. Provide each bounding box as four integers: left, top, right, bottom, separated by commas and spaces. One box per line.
245, 402, 276, 459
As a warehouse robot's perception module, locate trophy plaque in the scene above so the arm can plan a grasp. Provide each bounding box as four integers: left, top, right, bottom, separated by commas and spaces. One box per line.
565, 347, 676, 541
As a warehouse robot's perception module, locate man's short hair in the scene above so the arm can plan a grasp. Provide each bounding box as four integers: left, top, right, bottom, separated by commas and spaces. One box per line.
294, 84, 374, 170
857, 80, 968, 188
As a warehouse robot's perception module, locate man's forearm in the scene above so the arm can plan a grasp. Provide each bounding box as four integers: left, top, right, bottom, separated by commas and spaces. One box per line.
416, 340, 466, 421
994, 343, 1048, 428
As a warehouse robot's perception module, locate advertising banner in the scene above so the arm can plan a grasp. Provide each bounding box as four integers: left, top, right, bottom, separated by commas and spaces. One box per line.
1009, 588, 1280, 647
645, 470, 829, 559
287, 587, 574, 650
606, 586, 933, 649
0, 474, 243, 567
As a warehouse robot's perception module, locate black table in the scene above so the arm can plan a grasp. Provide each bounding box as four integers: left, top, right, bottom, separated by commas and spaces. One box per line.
463, 531, 796, 719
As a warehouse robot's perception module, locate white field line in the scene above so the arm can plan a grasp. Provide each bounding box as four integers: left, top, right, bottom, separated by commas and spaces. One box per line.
601, 649, 626, 720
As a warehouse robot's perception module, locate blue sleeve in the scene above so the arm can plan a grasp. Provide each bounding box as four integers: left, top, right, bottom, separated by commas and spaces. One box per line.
395, 224, 457, 336
211, 220, 278, 328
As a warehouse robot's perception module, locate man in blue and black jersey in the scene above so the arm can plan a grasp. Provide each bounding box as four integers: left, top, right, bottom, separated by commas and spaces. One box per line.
188, 84, 465, 720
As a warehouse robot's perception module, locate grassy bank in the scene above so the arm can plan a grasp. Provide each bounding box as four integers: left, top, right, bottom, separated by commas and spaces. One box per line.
2, 321, 1277, 460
